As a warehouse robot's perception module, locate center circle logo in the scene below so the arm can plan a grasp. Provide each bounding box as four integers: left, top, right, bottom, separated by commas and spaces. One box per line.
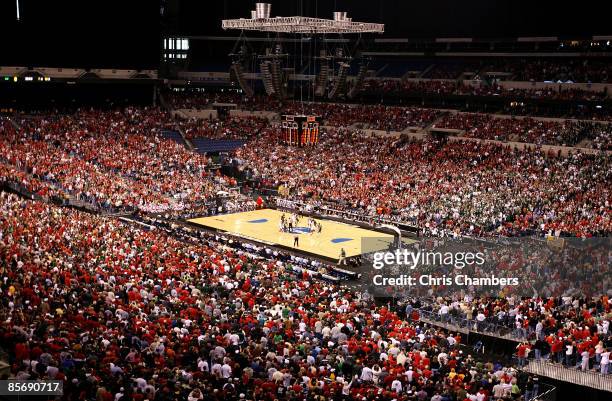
289, 226, 312, 234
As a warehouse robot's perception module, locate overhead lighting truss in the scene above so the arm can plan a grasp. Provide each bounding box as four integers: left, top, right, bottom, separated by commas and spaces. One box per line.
222, 16, 384, 34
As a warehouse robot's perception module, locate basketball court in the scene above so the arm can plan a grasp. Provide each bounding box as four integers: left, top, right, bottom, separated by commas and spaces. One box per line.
188, 208, 416, 260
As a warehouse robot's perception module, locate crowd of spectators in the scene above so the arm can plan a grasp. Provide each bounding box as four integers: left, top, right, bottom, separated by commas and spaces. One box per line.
361, 80, 609, 102
166, 92, 282, 112
1, 95, 611, 401
235, 131, 610, 237
406, 58, 612, 83
166, 89, 612, 145
465, 85, 608, 101
0, 161, 62, 200
0, 108, 236, 213
3, 106, 611, 240
423, 61, 482, 80
174, 101, 442, 133
364, 80, 460, 96
178, 117, 271, 141
508, 59, 612, 83
433, 113, 612, 148
0, 118, 65, 199
418, 294, 611, 374
291, 104, 441, 131
1, 190, 549, 401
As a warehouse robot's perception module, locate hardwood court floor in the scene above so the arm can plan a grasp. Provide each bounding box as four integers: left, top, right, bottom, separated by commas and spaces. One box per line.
188, 208, 415, 260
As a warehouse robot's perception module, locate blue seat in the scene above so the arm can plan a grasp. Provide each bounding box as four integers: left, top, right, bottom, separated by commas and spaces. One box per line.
192, 138, 247, 153
161, 130, 186, 146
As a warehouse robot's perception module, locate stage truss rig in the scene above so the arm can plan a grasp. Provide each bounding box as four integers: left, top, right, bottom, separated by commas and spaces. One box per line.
221, 4, 385, 101
222, 15, 384, 35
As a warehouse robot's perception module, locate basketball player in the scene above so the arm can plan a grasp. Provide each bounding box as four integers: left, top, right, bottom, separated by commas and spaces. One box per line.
293, 235, 299, 247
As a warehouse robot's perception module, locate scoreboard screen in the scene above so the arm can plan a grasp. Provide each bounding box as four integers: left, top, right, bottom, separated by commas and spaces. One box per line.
281, 115, 321, 146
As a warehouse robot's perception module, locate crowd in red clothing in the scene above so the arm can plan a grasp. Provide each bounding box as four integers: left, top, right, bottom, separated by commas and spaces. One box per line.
179, 117, 271, 140
1, 190, 546, 401
1, 118, 59, 198
465, 85, 608, 101
508, 59, 612, 83
3, 107, 611, 238
395, 58, 612, 83
168, 92, 443, 132
364, 80, 460, 96
434, 113, 612, 148
286, 103, 442, 131
166, 91, 282, 112
0, 97, 610, 401
166, 89, 612, 143
0, 109, 235, 213
362, 80, 610, 102
236, 131, 611, 237
422, 294, 611, 373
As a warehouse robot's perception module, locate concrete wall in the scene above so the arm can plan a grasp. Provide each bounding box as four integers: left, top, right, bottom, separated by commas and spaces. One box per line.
440, 109, 612, 125
174, 109, 278, 121
464, 79, 612, 94
177, 71, 229, 82
175, 109, 218, 120
0, 66, 26, 76
92, 69, 158, 79
230, 110, 280, 121
0, 66, 158, 80
35, 67, 85, 78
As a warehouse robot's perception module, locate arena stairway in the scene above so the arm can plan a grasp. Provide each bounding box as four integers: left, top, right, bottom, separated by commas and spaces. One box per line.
7, 116, 22, 131
420, 111, 453, 133
576, 138, 593, 148
418, 63, 436, 78
522, 359, 612, 393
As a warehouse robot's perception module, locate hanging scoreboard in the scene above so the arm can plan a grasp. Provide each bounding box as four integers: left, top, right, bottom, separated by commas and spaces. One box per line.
281, 115, 321, 146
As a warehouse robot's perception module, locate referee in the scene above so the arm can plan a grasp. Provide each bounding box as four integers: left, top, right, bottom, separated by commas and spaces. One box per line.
338, 248, 347, 265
